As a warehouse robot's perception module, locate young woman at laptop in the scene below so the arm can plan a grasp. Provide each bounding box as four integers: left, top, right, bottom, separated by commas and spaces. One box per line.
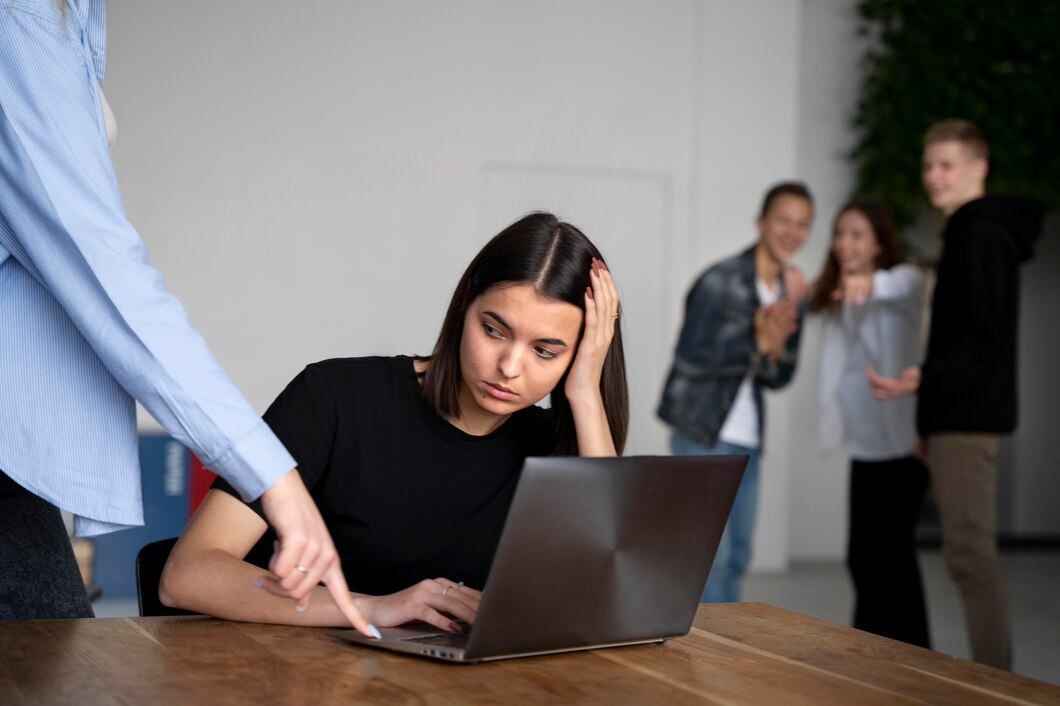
159, 212, 629, 633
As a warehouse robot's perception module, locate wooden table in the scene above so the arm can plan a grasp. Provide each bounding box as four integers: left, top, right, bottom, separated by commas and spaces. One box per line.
1, 603, 1056, 705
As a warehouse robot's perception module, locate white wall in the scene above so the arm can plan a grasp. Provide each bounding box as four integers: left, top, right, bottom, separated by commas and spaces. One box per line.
784, 0, 865, 560
1011, 212, 1060, 535
107, 0, 872, 569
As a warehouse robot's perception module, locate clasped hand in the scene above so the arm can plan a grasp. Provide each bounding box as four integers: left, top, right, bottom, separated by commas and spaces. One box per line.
865, 365, 920, 400
832, 273, 874, 304
754, 299, 798, 360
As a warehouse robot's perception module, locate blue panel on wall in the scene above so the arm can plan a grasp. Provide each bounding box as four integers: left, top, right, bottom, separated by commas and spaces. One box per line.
92, 435, 190, 598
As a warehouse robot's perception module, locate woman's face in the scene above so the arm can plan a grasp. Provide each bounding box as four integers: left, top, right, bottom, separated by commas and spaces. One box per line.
832, 209, 881, 276
457, 283, 583, 431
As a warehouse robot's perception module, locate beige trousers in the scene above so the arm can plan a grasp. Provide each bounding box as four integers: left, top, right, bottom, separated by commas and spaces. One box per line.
926, 433, 1011, 670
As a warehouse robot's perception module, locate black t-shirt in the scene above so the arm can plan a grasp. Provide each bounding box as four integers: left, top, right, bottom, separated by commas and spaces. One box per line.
212, 356, 556, 595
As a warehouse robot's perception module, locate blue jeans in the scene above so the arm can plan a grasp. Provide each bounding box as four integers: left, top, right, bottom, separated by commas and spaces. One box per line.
670, 433, 760, 603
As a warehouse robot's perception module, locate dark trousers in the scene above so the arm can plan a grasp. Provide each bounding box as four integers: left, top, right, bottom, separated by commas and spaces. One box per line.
0, 470, 94, 620
847, 456, 930, 648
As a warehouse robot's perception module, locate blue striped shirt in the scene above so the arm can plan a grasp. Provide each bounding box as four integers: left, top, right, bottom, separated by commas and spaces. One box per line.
0, 0, 295, 536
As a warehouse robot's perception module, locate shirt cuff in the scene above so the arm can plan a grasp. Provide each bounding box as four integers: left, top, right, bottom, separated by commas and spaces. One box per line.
750, 350, 779, 379
207, 422, 296, 502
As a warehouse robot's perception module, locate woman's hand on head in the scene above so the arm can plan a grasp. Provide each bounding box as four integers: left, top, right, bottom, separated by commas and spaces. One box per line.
565, 258, 619, 402
354, 578, 482, 632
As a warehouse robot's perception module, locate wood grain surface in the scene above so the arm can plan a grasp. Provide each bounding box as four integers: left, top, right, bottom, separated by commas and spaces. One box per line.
1, 603, 1056, 705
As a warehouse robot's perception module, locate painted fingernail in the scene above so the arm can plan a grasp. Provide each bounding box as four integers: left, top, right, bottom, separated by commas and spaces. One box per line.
295, 602, 308, 613
368, 624, 382, 639
251, 579, 263, 589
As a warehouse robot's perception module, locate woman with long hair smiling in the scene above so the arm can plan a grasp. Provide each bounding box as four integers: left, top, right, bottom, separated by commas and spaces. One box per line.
809, 198, 929, 648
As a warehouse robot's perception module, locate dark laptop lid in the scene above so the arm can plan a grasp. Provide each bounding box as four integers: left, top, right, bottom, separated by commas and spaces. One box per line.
464, 454, 745, 659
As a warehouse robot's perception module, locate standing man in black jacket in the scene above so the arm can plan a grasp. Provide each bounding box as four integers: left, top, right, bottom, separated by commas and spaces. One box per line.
868, 119, 1043, 670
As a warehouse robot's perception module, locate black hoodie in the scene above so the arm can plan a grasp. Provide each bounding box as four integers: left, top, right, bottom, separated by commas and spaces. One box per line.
917, 196, 1044, 435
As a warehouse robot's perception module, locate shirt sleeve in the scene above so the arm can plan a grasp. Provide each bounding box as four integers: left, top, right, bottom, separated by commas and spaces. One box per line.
213, 365, 337, 515
260, 365, 338, 490
920, 223, 1015, 395
672, 271, 755, 379
0, 9, 293, 501
871, 264, 924, 302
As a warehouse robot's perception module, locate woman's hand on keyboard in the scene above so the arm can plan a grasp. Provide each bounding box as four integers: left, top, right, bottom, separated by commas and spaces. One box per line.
354, 578, 481, 632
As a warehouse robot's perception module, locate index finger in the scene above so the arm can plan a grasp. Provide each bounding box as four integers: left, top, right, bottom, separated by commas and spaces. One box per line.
322, 562, 379, 638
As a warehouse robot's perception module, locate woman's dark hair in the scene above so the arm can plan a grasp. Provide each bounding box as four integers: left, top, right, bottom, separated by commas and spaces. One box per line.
808, 198, 902, 314
420, 212, 629, 454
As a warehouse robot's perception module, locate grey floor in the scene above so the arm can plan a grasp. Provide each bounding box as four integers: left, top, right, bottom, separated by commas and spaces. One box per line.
743, 549, 1060, 686
94, 549, 1060, 686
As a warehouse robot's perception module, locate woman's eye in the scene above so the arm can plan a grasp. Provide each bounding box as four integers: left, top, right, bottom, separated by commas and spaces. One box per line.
482, 323, 504, 338
534, 347, 558, 360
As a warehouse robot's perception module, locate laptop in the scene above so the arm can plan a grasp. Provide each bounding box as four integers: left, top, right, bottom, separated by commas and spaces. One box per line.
330, 454, 746, 663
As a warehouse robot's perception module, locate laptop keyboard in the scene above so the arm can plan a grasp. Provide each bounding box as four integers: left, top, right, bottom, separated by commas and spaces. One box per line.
403, 632, 470, 648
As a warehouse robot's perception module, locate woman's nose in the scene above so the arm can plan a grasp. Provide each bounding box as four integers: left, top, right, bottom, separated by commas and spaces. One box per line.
498, 347, 521, 378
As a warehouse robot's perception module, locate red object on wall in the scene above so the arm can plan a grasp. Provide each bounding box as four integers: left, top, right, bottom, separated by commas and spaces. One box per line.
188, 453, 217, 517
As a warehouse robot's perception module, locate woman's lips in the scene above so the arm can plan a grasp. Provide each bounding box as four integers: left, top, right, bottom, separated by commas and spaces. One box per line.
485, 382, 518, 401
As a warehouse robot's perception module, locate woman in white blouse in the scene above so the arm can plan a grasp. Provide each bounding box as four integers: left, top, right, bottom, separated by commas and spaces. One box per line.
808, 199, 930, 648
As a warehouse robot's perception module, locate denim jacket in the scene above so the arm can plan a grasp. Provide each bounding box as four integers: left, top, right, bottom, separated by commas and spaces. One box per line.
657, 246, 803, 448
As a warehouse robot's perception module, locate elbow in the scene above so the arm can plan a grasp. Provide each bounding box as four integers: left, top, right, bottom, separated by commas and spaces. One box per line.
157, 548, 195, 611
157, 562, 182, 609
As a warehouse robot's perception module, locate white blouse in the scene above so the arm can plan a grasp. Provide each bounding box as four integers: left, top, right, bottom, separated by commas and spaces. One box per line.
818, 265, 925, 461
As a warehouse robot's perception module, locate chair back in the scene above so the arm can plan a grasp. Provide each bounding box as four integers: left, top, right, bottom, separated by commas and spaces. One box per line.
136, 537, 198, 617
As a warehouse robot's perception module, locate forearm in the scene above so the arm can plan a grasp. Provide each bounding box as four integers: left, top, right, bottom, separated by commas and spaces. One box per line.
161, 546, 357, 627
568, 389, 617, 457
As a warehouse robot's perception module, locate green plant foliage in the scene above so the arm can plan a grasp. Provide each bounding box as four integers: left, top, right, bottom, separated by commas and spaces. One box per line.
852, 0, 1060, 226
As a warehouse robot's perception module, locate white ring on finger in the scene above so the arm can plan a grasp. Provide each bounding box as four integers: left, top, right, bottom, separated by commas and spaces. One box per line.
442, 585, 451, 597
